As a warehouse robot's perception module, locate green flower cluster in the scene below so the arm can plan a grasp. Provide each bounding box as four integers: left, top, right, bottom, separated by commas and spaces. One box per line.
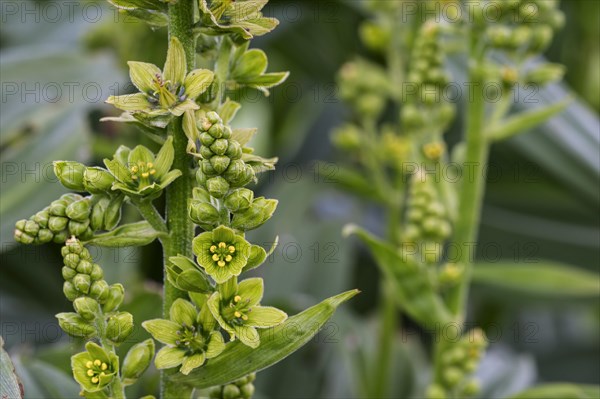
143, 297, 225, 375
198, 0, 278, 41
427, 329, 488, 399
208, 373, 256, 399
57, 238, 132, 344
337, 59, 390, 119
402, 172, 452, 265
14, 194, 97, 244
402, 20, 455, 133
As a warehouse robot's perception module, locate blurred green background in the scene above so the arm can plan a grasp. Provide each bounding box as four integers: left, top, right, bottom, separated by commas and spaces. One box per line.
1, 1, 598, 398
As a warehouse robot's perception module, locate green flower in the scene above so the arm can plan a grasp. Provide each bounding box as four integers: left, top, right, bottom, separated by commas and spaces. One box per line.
198, 0, 278, 41
192, 226, 251, 284
142, 297, 225, 375
207, 278, 287, 348
106, 37, 214, 128
104, 136, 181, 198
71, 342, 119, 392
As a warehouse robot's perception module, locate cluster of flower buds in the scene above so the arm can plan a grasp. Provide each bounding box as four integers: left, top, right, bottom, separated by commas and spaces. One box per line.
14, 193, 123, 245
402, 172, 452, 264
402, 20, 455, 132
196, 112, 255, 198
337, 59, 390, 119
208, 373, 256, 399
57, 238, 133, 344
426, 329, 488, 399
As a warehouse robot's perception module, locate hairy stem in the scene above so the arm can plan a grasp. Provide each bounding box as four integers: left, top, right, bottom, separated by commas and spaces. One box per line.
163, 1, 196, 398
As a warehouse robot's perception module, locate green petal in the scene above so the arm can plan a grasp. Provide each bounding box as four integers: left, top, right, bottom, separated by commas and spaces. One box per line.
170, 99, 199, 116
112, 182, 144, 196
206, 262, 235, 284
104, 158, 134, 185
158, 169, 182, 189
113, 145, 131, 166
197, 301, 217, 331
153, 136, 174, 178
217, 278, 238, 302
179, 353, 205, 375
155, 347, 186, 370
128, 145, 155, 166
71, 352, 95, 390
128, 61, 161, 94
193, 232, 214, 257
238, 278, 264, 307
106, 93, 152, 112
85, 342, 110, 364
223, 258, 245, 280
207, 292, 234, 337
234, 325, 260, 349
246, 306, 287, 328
205, 332, 225, 359
184, 69, 214, 99
163, 37, 186, 85
212, 225, 235, 243
170, 299, 197, 327
142, 319, 181, 345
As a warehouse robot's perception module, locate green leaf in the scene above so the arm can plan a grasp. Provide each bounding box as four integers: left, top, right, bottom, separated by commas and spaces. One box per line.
173, 289, 359, 387
472, 262, 600, 298
87, 221, 166, 247
343, 225, 452, 326
489, 98, 572, 141
509, 384, 600, 399
1, 337, 22, 399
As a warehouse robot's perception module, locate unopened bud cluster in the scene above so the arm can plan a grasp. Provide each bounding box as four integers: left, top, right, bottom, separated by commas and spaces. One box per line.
14, 193, 123, 245
402, 20, 454, 132
208, 373, 256, 399
338, 59, 389, 119
192, 112, 277, 232
57, 238, 132, 343
427, 329, 487, 399
403, 174, 452, 264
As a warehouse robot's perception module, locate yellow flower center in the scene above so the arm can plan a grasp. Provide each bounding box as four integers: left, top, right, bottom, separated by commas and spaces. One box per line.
85, 358, 109, 385
209, 241, 236, 267
130, 161, 157, 185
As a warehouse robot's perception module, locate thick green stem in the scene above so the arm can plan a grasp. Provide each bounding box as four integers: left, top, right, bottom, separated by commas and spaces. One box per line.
372, 280, 397, 399
446, 66, 488, 320
163, 1, 196, 398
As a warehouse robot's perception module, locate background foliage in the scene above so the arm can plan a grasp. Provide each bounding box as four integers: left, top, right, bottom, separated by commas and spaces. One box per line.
1, 1, 598, 398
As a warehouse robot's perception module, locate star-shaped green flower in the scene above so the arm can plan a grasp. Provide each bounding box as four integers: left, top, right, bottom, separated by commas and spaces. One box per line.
208, 278, 287, 348
71, 342, 119, 392
104, 136, 181, 198
106, 37, 214, 128
198, 0, 279, 41
142, 297, 225, 375
192, 226, 251, 284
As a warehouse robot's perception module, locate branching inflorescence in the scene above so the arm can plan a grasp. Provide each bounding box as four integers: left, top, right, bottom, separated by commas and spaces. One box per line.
14, 1, 356, 398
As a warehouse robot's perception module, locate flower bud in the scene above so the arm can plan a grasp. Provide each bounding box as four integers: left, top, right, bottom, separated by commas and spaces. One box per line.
102, 284, 125, 312
201, 159, 217, 176
525, 63, 565, 86
189, 201, 221, 226
193, 186, 212, 202
64, 253, 80, 269
200, 145, 215, 159
90, 196, 110, 231
83, 167, 115, 194
443, 367, 463, 387
231, 198, 278, 231
73, 273, 91, 294
66, 198, 92, 222
209, 123, 225, 138
360, 21, 391, 53
63, 281, 79, 301
224, 188, 254, 212
76, 259, 94, 275
104, 194, 124, 231
331, 124, 362, 150
48, 216, 68, 232
529, 25, 553, 53
122, 339, 155, 386
90, 280, 110, 302
461, 379, 480, 396
206, 111, 221, 125
53, 230, 69, 244
210, 155, 231, 174
54, 161, 86, 191
222, 385, 241, 399
226, 141, 242, 160
426, 384, 447, 399
90, 264, 104, 281
37, 229, 53, 243
106, 311, 134, 343
196, 168, 208, 186
210, 139, 229, 156
73, 297, 99, 321
33, 210, 49, 228
62, 266, 77, 280
207, 176, 230, 198
239, 383, 255, 398
69, 220, 90, 237
56, 312, 96, 338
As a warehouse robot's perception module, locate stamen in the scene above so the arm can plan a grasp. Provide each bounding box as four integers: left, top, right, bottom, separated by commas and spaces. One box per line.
141, 172, 150, 178
225, 255, 232, 262
212, 254, 220, 261
86, 361, 93, 368
242, 315, 248, 321
218, 261, 226, 267
147, 162, 154, 168
228, 246, 235, 253
234, 311, 242, 318
101, 363, 108, 371
91, 377, 99, 384
150, 169, 156, 175
93, 359, 102, 366
210, 245, 217, 253
218, 242, 226, 248
234, 295, 241, 303
87, 369, 94, 377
